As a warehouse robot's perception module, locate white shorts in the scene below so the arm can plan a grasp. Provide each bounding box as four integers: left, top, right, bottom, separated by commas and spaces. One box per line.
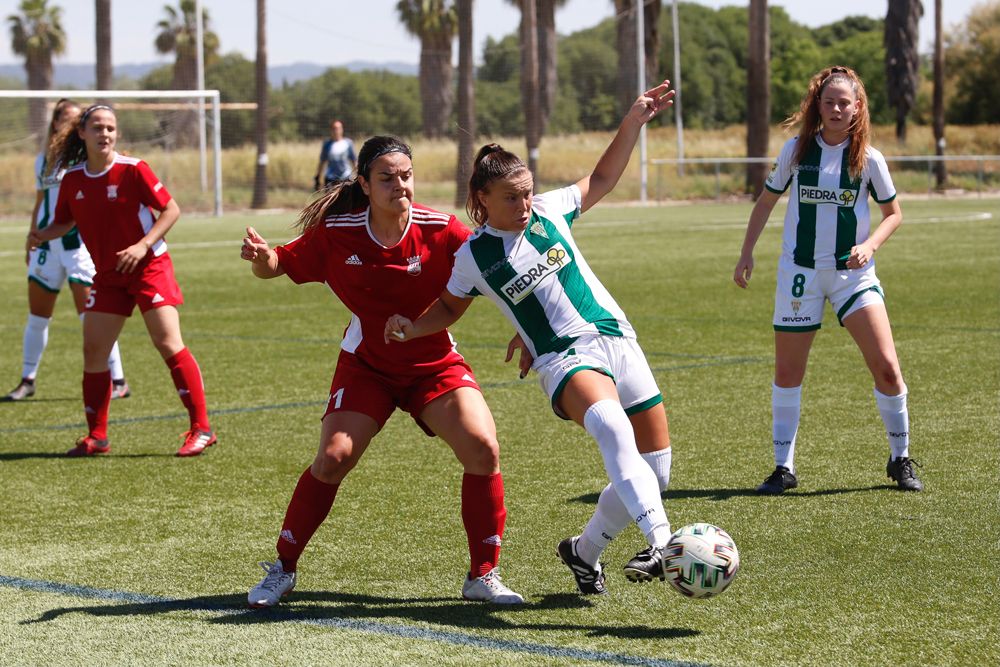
27, 245, 96, 292
773, 254, 884, 331
534, 334, 663, 419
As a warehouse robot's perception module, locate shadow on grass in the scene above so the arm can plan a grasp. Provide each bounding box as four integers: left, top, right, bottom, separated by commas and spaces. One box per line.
22, 589, 697, 640
570, 485, 894, 504
0, 452, 175, 461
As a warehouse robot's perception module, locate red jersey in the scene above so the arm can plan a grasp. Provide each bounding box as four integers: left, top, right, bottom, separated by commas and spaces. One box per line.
275, 203, 471, 376
53, 153, 173, 277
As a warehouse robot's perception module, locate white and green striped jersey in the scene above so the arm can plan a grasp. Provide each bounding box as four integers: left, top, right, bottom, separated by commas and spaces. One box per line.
447, 185, 635, 359
33, 152, 82, 252
765, 135, 896, 270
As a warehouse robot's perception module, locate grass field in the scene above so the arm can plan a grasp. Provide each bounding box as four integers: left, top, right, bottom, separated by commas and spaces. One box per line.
0, 196, 998, 666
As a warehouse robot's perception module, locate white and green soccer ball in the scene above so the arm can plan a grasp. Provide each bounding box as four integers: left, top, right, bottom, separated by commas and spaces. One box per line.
663, 523, 740, 598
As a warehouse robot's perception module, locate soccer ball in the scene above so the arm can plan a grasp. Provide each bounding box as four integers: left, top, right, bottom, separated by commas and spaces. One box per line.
662, 523, 740, 598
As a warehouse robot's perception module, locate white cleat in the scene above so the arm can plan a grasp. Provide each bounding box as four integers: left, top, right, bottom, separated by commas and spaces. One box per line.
461, 567, 524, 604
248, 560, 296, 608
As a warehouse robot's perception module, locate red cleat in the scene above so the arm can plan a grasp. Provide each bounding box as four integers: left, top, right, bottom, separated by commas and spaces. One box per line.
66, 435, 110, 457
176, 429, 216, 457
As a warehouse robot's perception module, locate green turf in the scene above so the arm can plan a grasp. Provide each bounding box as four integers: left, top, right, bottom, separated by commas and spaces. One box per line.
1, 197, 998, 666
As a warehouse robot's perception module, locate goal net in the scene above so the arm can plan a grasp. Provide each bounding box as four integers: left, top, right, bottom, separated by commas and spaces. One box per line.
0, 89, 223, 217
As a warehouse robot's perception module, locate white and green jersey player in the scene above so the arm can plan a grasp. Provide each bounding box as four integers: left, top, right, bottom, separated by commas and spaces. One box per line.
448, 185, 633, 358
447, 185, 664, 421
766, 134, 896, 271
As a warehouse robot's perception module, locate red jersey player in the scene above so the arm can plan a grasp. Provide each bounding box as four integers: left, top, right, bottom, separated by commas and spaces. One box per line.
241, 136, 523, 607
30, 104, 215, 458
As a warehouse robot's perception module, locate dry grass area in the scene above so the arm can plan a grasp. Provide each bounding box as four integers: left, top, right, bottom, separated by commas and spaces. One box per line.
0, 124, 996, 215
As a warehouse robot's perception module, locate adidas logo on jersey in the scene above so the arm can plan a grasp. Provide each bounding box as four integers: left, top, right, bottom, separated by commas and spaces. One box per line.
461, 373, 475, 383
151, 293, 165, 304
75, 190, 84, 200
345, 254, 362, 265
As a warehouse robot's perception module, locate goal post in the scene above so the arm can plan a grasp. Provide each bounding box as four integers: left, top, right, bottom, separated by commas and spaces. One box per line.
0, 89, 224, 217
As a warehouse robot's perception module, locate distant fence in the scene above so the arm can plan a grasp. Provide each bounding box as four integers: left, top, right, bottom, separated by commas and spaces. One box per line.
650, 155, 1000, 201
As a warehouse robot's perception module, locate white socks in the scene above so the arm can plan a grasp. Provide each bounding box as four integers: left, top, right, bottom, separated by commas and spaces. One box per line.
577, 447, 672, 567
21, 314, 50, 380
874, 385, 909, 459
772, 384, 801, 472
582, 399, 671, 553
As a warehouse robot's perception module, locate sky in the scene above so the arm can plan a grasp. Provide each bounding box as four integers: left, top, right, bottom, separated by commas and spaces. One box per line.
0, 0, 982, 67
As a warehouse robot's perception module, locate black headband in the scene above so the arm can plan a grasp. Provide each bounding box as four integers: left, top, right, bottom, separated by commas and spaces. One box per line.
358, 144, 411, 179
81, 104, 113, 124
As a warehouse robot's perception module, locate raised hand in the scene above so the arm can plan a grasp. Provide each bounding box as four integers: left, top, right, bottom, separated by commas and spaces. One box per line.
627, 80, 675, 125
241, 226, 271, 263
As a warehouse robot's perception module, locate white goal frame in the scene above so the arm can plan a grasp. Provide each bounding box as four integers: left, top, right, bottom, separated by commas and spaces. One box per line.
0, 89, 224, 216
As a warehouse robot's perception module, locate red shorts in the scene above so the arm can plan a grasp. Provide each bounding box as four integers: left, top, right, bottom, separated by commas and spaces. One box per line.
323, 349, 481, 437
88, 253, 184, 316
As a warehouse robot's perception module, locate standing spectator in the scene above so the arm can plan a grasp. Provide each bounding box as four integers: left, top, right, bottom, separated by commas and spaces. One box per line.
243, 135, 522, 608
314, 119, 357, 189
30, 104, 215, 458
733, 66, 922, 493
5, 98, 130, 403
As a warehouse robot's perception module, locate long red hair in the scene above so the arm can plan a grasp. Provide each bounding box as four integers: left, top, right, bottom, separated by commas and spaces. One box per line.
783, 66, 871, 181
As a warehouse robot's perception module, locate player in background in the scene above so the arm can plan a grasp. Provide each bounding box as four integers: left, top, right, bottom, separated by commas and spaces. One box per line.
242, 135, 523, 607
314, 119, 357, 189
733, 66, 922, 493
386, 81, 677, 596
4, 98, 130, 402
30, 104, 215, 458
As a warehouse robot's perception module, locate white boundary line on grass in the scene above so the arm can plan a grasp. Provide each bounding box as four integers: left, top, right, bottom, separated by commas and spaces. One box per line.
0, 574, 705, 667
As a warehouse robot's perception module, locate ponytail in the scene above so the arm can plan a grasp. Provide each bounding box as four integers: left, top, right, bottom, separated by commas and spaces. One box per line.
466, 143, 528, 227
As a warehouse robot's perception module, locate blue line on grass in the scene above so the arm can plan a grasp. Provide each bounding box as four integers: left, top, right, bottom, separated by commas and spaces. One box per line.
1, 574, 705, 667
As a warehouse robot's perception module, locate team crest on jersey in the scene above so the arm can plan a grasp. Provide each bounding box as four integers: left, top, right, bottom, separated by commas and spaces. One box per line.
501, 242, 572, 305
107, 185, 118, 201
406, 255, 422, 275
529, 221, 548, 238
791, 299, 802, 314
798, 184, 857, 206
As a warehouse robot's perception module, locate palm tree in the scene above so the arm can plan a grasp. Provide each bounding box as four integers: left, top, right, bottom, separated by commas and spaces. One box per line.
95, 0, 112, 91
154, 0, 219, 146
746, 0, 770, 197
397, 0, 457, 138
932, 0, 946, 187
507, 0, 566, 135
7, 0, 66, 142
520, 0, 541, 178
613, 0, 660, 116
251, 0, 268, 208
884, 0, 923, 143
454, 0, 475, 208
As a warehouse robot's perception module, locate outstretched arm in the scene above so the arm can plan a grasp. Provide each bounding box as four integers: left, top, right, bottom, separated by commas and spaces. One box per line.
576, 80, 675, 214
241, 225, 285, 279
384, 290, 474, 344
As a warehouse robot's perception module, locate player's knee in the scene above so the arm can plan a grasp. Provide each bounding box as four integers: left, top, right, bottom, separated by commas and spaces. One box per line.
462, 431, 501, 473
313, 440, 357, 482
872, 360, 904, 393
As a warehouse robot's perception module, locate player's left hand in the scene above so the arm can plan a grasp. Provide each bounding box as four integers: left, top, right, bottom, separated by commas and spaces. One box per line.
384, 314, 414, 343
846, 242, 874, 269
115, 241, 149, 273
505, 333, 533, 379
628, 80, 675, 125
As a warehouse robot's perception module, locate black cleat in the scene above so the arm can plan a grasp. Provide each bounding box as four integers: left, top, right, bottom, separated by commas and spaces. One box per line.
557, 537, 607, 595
2, 378, 35, 402
887, 457, 923, 491
623, 545, 667, 583
756, 465, 798, 495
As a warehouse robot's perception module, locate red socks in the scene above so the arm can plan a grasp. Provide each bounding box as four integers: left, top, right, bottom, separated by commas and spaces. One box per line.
82, 370, 112, 440
276, 467, 340, 572
165, 347, 210, 431
461, 472, 507, 577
